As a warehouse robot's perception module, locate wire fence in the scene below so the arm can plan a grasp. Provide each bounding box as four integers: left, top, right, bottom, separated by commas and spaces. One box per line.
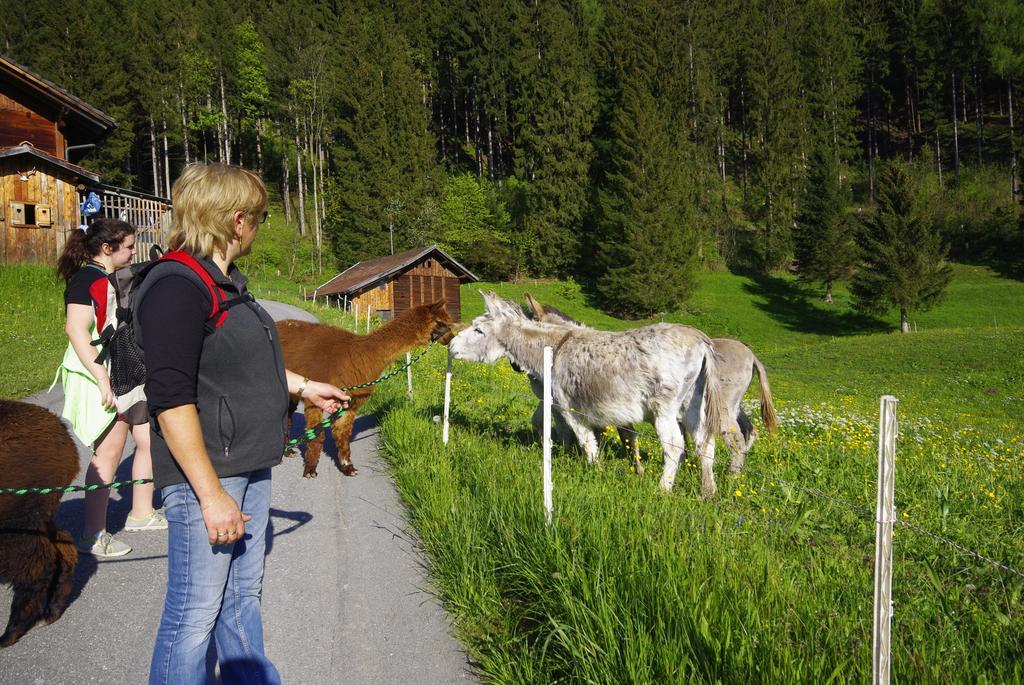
441, 361, 1024, 582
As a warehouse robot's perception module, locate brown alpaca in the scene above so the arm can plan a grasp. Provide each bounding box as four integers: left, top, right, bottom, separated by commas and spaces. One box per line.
0, 400, 80, 647
277, 301, 453, 478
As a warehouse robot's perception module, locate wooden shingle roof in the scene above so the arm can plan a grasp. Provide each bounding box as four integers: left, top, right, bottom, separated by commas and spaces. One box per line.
0, 56, 116, 145
0, 143, 100, 182
315, 245, 478, 297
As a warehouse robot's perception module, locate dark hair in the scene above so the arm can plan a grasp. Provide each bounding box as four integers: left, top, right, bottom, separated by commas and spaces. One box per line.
56, 217, 135, 283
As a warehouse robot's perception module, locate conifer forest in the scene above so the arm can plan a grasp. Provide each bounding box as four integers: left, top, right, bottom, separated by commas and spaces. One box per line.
3, 0, 1022, 318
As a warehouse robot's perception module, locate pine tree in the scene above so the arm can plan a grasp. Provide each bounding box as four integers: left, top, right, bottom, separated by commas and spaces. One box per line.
852, 162, 954, 332
594, 77, 700, 318
793, 149, 856, 302
325, 10, 439, 269
511, 1, 597, 277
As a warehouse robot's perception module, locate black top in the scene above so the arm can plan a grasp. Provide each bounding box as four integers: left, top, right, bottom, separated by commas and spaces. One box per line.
134, 255, 289, 488
64, 264, 106, 307
135, 274, 209, 414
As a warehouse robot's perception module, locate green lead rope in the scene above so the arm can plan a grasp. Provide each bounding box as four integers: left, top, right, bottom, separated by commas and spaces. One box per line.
2, 344, 438, 496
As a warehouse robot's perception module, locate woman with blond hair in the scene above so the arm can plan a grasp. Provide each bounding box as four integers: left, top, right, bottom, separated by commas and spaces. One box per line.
136, 163, 348, 684
54, 216, 163, 558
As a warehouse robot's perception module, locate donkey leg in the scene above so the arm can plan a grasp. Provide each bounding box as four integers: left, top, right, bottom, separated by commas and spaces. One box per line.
559, 409, 599, 464
331, 412, 358, 476
729, 409, 756, 474
655, 414, 686, 492
42, 528, 77, 625
302, 406, 326, 478
0, 536, 56, 647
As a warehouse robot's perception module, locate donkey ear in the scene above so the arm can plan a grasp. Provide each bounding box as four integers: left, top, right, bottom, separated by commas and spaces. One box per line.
480, 290, 495, 313
523, 292, 545, 317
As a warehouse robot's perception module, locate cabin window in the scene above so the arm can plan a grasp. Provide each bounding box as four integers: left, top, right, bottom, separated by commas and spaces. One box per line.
9, 203, 50, 227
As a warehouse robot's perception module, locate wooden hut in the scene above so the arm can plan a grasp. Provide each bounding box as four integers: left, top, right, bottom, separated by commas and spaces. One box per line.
0, 55, 169, 265
0, 144, 101, 264
314, 246, 479, 322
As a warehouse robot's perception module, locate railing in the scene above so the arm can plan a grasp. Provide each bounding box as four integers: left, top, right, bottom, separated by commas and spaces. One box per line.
77, 184, 171, 263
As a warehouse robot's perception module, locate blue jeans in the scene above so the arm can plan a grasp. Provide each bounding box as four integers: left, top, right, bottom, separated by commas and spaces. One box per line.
150, 469, 280, 685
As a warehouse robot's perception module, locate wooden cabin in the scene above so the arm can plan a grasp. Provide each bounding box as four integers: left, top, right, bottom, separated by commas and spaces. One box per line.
0, 55, 170, 265
0, 144, 100, 264
314, 245, 479, 322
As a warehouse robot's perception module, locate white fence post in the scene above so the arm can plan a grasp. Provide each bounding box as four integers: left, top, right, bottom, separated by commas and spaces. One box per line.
353, 303, 359, 331
543, 345, 553, 525
873, 395, 899, 685
406, 351, 413, 400
366, 305, 373, 333
442, 355, 452, 445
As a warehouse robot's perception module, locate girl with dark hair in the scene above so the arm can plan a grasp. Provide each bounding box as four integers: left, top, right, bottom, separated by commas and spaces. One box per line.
53, 217, 165, 558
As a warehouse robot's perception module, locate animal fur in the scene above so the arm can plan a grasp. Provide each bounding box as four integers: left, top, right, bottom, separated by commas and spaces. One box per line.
0, 400, 80, 647
523, 292, 778, 475
277, 301, 453, 478
451, 292, 741, 497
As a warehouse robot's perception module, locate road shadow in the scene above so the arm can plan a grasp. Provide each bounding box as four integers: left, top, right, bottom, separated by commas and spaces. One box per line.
739, 270, 889, 336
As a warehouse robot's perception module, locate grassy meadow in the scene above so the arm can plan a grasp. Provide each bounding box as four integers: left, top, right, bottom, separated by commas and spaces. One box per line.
3, 259, 1021, 681
369, 263, 1023, 683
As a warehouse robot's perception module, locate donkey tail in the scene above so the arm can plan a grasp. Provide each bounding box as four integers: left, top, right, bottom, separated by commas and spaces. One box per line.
751, 354, 779, 434
700, 343, 739, 454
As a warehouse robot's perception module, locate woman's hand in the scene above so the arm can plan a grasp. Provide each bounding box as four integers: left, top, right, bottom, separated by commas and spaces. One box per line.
302, 380, 350, 415
96, 374, 115, 409
199, 488, 252, 546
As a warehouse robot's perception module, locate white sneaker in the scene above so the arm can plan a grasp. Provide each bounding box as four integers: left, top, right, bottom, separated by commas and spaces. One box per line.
124, 509, 168, 531
77, 530, 132, 557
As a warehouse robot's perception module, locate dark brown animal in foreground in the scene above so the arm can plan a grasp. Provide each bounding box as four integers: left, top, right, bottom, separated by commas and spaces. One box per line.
0, 400, 80, 647
277, 301, 453, 478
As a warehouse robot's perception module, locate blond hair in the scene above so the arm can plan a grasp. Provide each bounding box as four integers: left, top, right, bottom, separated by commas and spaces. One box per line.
168, 163, 267, 257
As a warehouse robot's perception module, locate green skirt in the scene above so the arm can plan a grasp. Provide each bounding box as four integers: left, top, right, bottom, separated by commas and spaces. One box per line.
50, 339, 116, 447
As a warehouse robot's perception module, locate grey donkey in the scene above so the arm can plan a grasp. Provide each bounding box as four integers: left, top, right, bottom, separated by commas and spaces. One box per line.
449, 291, 743, 497
521, 292, 778, 476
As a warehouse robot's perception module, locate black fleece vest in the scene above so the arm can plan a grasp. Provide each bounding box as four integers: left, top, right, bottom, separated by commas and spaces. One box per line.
134, 256, 289, 489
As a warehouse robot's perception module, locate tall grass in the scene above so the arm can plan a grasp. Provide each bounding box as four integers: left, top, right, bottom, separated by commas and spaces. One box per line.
370, 264, 1024, 683
0, 264, 67, 399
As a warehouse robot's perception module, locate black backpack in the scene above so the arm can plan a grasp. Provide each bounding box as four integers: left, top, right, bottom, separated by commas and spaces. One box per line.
92, 249, 252, 425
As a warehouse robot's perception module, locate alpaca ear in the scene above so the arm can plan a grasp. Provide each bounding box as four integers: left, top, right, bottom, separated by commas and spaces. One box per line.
430, 299, 448, 315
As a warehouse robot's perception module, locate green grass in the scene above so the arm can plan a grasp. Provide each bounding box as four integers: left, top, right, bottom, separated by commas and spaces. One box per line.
4, 258, 1022, 681
0, 264, 69, 399
369, 263, 1024, 683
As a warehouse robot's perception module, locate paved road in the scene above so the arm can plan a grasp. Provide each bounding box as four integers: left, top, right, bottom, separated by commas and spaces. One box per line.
0, 301, 477, 684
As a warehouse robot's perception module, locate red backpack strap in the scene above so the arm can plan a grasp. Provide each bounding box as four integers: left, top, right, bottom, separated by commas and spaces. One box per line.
159, 249, 229, 328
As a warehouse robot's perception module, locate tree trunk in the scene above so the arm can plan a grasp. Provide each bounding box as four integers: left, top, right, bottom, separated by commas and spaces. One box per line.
867, 71, 875, 202
282, 147, 292, 224
1009, 79, 1017, 202
905, 78, 914, 160
162, 119, 171, 199
900, 307, 909, 334
296, 132, 307, 238
318, 141, 326, 271
209, 93, 221, 163
974, 64, 983, 165
149, 116, 160, 196
741, 81, 749, 204
178, 89, 190, 165
951, 71, 960, 185
219, 75, 231, 164
936, 125, 943, 186
256, 117, 264, 176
